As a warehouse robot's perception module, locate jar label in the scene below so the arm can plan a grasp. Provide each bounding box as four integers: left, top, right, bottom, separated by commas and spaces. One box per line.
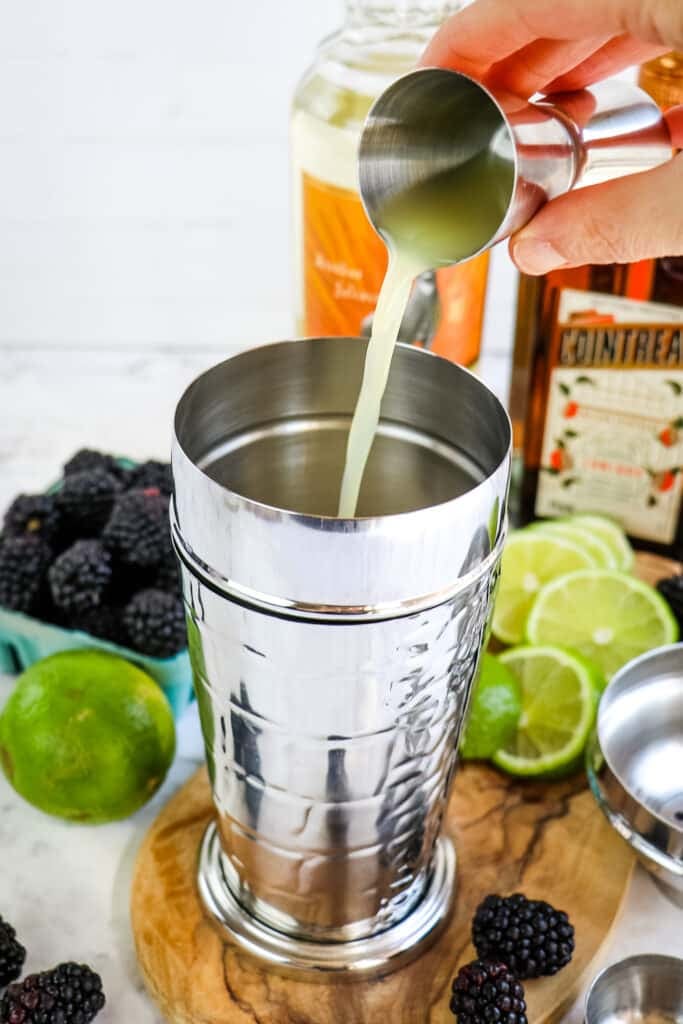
301, 171, 488, 365
535, 288, 683, 543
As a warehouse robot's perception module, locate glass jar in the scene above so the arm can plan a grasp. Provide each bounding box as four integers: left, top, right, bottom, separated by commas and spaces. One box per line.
291, 1, 491, 367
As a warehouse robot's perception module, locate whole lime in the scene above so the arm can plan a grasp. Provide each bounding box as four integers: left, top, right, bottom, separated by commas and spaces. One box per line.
0, 650, 176, 823
460, 653, 522, 760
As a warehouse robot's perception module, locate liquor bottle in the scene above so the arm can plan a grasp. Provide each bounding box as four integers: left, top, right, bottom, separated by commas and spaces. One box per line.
513, 53, 683, 559
290, 0, 491, 367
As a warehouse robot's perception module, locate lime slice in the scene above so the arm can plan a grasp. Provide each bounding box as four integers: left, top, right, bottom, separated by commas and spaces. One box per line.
526, 569, 679, 680
530, 521, 618, 569
460, 653, 522, 760
566, 514, 634, 572
492, 531, 597, 645
493, 646, 602, 777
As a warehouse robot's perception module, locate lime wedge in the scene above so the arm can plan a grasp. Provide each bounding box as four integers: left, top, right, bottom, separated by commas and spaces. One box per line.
492, 531, 597, 645
460, 653, 522, 760
531, 521, 618, 569
566, 514, 634, 572
493, 646, 602, 777
526, 569, 679, 679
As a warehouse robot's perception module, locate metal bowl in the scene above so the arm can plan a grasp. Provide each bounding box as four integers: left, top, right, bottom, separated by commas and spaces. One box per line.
585, 954, 683, 1024
587, 644, 683, 905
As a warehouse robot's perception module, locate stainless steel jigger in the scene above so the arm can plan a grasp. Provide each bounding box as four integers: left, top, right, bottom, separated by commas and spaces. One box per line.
171, 338, 511, 976
359, 69, 673, 264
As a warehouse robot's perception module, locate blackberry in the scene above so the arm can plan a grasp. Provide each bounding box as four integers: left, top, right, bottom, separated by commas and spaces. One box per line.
71, 604, 124, 646
1, 962, 105, 1024
450, 960, 526, 1024
3, 494, 62, 545
656, 574, 683, 631
48, 541, 112, 617
472, 893, 575, 979
0, 536, 52, 614
56, 470, 122, 535
0, 915, 26, 988
123, 588, 186, 658
154, 551, 181, 595
63, 448, 121, 479
102, 489, 170, 570
125, 460, 173, 495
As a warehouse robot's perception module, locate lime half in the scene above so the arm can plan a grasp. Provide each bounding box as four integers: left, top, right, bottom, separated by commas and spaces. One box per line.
531, 521, 618, 569
526, 569, 678, 680
566, 514, 634, 572
493, 646, 602, 777
492, 530, 596, 645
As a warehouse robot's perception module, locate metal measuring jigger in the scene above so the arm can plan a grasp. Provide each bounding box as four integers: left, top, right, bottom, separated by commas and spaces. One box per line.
359, 69, 673, 264
171, 338, 510, 976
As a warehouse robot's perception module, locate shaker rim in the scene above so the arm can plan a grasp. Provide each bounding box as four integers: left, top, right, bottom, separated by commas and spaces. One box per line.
173, 336, 512, 529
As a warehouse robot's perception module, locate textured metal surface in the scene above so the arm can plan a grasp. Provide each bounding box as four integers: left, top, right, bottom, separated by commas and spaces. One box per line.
183, 557, 497, 941
172, 338, 510, 961
585, 955, 683, 1024
358, 69, 672, 264
198, 826, 456, 977
587, 644, 683, 905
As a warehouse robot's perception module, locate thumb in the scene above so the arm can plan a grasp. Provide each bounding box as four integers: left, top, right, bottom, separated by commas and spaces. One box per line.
509, 152, 683, 274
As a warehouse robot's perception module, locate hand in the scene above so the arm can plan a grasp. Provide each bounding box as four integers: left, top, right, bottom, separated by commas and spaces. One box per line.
421, 0, 683, 273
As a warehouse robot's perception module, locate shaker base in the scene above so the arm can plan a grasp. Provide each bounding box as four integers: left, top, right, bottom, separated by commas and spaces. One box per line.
197, 822, 456, 978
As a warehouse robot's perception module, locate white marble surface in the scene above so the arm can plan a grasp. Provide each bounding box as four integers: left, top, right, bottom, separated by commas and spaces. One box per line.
0, 332, 681, 1024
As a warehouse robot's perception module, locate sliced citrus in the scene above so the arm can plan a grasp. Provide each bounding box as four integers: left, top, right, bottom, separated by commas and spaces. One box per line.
566, 514, 634, 572
460, 653, 522, 760
526, 569, 678, 679
531, 521, 618, 569
493, 646, 602, 777
492, 531, 596, 645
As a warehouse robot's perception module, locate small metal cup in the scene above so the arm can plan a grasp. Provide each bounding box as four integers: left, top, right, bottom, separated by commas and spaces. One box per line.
585, 954, 683, 1024
587, 644, 683, 906
359, 69, 673, 265
172, 338, 510, 975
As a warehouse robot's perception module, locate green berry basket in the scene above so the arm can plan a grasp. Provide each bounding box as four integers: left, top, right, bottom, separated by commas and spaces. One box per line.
0, 606, 193, 719
0, 456, 194, 719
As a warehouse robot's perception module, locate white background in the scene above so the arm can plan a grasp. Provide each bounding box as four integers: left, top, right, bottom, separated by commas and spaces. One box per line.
0, 0, 373, 350
0, 0, 516, 354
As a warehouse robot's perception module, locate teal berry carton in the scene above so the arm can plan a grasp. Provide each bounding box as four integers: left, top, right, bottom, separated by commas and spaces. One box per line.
0, 606, 193, 719
0, 455, 194, 719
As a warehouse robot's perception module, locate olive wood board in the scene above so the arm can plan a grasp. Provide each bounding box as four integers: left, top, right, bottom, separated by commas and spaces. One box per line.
130, 551, 678, 1024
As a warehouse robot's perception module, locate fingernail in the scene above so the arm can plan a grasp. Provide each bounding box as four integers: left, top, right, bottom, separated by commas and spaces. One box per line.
512, 238, 566, 275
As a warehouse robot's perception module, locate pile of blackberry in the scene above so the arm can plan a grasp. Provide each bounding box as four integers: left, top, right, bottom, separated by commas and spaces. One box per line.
450, 893, 575, 1024
0, 449, 186, 659
1, 964, 105, 1024
0, 919, 105, 1024
0, 915, 25, 988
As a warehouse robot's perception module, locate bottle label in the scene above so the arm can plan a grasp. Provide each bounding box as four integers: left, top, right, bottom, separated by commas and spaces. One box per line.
535, 288, 683, 543
301, 171, 488, 364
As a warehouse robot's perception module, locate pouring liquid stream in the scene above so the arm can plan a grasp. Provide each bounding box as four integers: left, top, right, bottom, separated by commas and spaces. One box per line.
337, 149, 513, 517
337, 251, 419, 518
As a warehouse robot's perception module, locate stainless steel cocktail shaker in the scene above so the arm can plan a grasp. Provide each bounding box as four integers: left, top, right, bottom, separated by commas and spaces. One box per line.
359, 69, 673, 264
171, 338, 511, 975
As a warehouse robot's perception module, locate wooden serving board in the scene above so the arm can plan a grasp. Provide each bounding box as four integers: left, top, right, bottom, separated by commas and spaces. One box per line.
131, 765, 633, 1024
131, 553, 677, 1024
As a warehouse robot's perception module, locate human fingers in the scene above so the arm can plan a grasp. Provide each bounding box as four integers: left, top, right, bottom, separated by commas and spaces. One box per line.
544, 36, 669, 91
482, 37, 609, 97
421, 0, 683, 79
509, 153, 683, 274
665, 105, 683, 146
